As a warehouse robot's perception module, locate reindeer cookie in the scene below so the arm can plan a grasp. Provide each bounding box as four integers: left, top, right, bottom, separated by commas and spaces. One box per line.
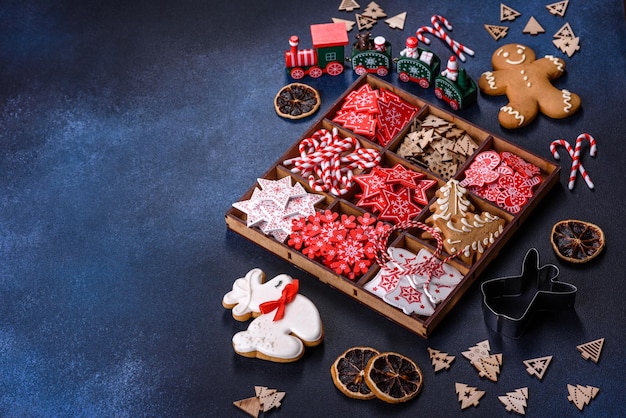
222, 268, 324, 363
479, 44, 581, 129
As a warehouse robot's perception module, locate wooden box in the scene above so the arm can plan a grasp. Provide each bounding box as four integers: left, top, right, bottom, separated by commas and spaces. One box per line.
225, 75, 559, 338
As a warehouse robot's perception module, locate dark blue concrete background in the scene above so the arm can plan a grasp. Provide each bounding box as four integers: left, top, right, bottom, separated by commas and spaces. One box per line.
0, 0, 624, 416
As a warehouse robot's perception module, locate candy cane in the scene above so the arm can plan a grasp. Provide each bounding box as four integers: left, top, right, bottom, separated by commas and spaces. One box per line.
284, 128, 381, 196
550, 134, 597, 190
416, 15, 474, 62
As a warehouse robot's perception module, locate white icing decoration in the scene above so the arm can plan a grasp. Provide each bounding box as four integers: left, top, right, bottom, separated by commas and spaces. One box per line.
562, 89, 572, 112
483, 71, 497, 89
500, 106, 525, 126
432, 180, 471, 221
545, 55, 564, 72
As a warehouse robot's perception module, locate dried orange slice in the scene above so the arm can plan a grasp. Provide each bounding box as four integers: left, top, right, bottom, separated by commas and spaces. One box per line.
274, 83, 320, 119
331, 346, 380, 400
364, 351, 424, 403
551, 219, 605, 263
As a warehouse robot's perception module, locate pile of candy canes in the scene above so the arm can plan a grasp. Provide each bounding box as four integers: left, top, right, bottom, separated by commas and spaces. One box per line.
283, 127, 380, 196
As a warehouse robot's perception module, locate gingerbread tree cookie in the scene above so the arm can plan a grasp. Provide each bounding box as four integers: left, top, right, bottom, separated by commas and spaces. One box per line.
425, 179, 505, 264
478, 44, 581, 129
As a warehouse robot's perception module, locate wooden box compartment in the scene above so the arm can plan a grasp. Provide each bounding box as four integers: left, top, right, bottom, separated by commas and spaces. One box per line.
225, 74, 560, 338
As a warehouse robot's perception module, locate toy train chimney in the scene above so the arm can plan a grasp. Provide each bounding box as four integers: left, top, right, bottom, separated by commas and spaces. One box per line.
289, 35, 299, 57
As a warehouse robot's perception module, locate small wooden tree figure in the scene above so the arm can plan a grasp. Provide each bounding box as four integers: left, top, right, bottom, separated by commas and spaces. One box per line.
498, 387, 529, 415
428, 347, 455, 372
339, 0, 360, 12
233, 386, 285, 418
523, 355, 552, 380
546, 0, 569, 17
362, 1, 386, 19
473, 353, 503, 382
576, 338, 604, 363
455, 383, 485, 409
567, 384, 599, 411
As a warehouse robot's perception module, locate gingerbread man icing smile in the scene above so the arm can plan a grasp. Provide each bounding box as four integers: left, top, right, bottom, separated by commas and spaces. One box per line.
479, 44, 581, 129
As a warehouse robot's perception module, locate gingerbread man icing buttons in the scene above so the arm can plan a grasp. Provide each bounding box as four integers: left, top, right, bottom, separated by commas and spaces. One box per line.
478, 44, 581, 129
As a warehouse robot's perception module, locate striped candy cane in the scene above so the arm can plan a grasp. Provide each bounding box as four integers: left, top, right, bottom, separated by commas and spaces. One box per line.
416, 15, 474, 62
550, 134, 597, 190
285, 128, 381, 196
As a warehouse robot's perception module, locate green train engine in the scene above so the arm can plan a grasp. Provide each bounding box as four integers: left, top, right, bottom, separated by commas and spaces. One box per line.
434, 56, 478, 110
396, 37, 441, 88
350, 32, 392, 76
285, 23, 349, 79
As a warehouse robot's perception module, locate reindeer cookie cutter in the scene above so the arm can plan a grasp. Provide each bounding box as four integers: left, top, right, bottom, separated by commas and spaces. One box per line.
481, 248, 577, 338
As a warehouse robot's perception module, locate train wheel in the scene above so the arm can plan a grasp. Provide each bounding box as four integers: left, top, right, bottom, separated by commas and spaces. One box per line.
399, 72, 410, 82
326, 62, 344, 76
434, 87, 444, 99
449, 100, 459, 111
377, 67, 388, 77
309, 66, 323, 78
419, 78, 430, 89
355, 66, 367, 76
290, 68, 305, 80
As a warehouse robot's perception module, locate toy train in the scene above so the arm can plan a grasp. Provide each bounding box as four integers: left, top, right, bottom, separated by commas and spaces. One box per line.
284, 23, 477, 110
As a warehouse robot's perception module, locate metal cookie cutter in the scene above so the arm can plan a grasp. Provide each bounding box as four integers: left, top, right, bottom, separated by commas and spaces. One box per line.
481, 248, 577, 338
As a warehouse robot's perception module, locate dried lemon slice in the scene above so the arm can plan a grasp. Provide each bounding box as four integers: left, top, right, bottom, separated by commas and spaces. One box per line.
274, 83, 320, 119
331, 346, 380, 400
551, 219, 605, 263
364, 351, 423, 403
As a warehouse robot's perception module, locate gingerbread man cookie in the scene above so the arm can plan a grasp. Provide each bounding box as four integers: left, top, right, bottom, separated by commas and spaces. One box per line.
479, 44, 581, 129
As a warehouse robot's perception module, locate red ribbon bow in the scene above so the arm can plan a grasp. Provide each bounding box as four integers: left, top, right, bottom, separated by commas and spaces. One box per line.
259, 280, 299, 321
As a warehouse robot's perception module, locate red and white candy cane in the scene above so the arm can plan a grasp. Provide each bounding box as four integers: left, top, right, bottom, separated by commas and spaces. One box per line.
550, 133, 597, 190
285, 128, 381, 196
416, 15, 475, 62
375, 220, 459, 302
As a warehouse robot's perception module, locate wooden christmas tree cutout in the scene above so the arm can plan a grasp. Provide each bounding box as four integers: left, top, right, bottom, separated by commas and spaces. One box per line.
523, 16, 545, 35
500, 3, 521, 21
234, 396, 261, 418
462, 340, 502, 382
461, 340, 491, 363
355, 13, 377, 30
498, 387, 529, 415
576, 338, 604, 364
233, 386, 285, 417
362, 1, 386, 19
546, 0, 569, 17
554, 22, 575, 38
428, 347, 455, 372
484, 24, 509, 41
567, 384, 599, 411
385, 12, 407, 30
523, 355, 552, 380
473, 353, 503, 382
256, 386, 285, 412
332, 17, 356, 32
338, 0, 360, 12
455, 383, 485, 409
553, 36, 580, 57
